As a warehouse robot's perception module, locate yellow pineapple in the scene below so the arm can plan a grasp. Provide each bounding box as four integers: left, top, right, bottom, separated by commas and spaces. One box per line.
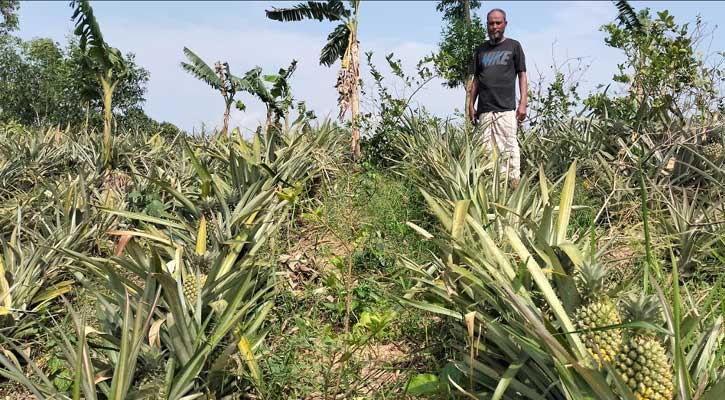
572, 261, 622, 366
182, 273, 207, 301
616, 295, 673, 400
702, 142, 723, 161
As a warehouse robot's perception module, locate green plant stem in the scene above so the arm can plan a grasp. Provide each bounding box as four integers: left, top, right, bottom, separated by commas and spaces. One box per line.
639, 162, 659, 292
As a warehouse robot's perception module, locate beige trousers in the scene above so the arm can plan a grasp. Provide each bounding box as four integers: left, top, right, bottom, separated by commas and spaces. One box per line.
479, 110, 520, 180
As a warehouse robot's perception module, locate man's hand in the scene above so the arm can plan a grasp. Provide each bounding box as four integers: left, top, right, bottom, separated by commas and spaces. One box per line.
516, 103, 527, 123
469, 106, 478, 125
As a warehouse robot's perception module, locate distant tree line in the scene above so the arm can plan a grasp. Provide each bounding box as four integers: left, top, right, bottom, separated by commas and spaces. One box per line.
0, 1, 181, 136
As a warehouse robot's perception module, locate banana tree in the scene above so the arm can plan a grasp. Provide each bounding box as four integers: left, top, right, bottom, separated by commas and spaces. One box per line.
69, 0, 127, 169
181, 48, 299, 137
236, 60, 299, 133
180, 47, 243, 137
266, 0, 362, 159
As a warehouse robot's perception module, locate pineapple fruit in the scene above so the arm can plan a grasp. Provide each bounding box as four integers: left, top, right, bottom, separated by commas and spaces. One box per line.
572, 261, 623, 366
182, 273, 207, 301
199, 194, 220, 219
702, 142, 723, 161
616, 295, 673, 400
208, 334, 235, 370
136, 347, 167, 399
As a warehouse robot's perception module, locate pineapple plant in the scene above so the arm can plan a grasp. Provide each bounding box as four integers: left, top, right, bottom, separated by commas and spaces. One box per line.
572, 261, 623, 366
135, 347, 168, 399
189, 248, 218, 274
616, 295, 673, 400
199, 194, 220, 220
208, 333, 236, 370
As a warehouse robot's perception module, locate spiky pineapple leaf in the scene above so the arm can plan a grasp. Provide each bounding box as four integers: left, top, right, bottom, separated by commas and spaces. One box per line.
554, 161, 577, 245
101, 208, 184, 230
181, 138, 213, 197
398, 297, 462, 319
238, 335, 264, 391
505, 226, 589, 360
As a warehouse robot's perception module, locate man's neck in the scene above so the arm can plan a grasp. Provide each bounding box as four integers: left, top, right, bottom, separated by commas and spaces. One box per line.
490, 36, 507, 45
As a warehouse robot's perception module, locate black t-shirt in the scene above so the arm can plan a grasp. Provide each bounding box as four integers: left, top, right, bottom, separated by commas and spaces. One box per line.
473, 38, 526, 113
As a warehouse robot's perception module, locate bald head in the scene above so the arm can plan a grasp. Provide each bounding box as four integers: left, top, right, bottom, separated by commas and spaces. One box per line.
487, 8, 507, 22
486, 9, 508, 44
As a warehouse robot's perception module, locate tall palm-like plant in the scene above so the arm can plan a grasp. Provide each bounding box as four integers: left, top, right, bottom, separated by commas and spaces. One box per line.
266, 0, 362, 159
611, 0, 646, 107
613, 0, 642, 31
69, 0, 127, 169
181, 48, 299, 137
239, 60, 300, 133
180, 47, 242, 137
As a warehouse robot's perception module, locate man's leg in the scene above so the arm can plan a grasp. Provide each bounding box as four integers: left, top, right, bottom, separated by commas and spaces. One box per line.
489, 111, 520, 184
500, 110, 520, 184
479, 112, 494, 154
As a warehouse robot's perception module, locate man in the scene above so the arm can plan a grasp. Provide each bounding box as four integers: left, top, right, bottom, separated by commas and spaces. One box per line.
469, 8, 528, 186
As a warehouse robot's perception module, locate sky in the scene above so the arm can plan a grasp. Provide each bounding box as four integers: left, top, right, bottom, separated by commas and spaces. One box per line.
14, 1, 725, 135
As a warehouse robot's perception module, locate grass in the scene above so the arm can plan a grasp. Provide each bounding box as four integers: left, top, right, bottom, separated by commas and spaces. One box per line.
255, 164, 452, 399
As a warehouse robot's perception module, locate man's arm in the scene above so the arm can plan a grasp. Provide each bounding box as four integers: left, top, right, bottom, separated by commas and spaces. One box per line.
516, 70, 527, 123
468, 78, 478, 124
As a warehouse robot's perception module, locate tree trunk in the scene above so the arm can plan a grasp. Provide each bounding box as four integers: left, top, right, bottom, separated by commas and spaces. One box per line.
100, 74, 115, 169
350, 34, 361, 160
463, 0, 473, 125
350, 2, 361, 160
265, 108, 273, 133
222, 98, 231, 138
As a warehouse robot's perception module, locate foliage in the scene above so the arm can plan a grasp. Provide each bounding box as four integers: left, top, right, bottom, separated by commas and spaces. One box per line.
394, 120, 725, 397
613, 0, 642, 31
585, 5, 723, 126
69, 42, 148, 119
258, 164, 444, 398
434, 8, 486, 89
527, 70, 582, 132
358, 51, 437, 167
0, 36, 153, 128
0, 0, 18, 35
0, 117, 349, 398
241, 59, 310, 131
69, 0, 125, 76
265, 0, 351, 67
181, 47, 307, 136
2, 2, 725, 399
180, 46, 245, 136
265, 0, 362, 158
70, 0, 130, 168
435, 0, 481, 21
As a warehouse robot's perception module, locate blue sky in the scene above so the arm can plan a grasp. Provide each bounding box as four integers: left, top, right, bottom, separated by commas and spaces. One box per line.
15, 1, 724, 134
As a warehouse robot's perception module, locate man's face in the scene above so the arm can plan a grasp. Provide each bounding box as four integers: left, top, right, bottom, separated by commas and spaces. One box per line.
487, 11, 507, 43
